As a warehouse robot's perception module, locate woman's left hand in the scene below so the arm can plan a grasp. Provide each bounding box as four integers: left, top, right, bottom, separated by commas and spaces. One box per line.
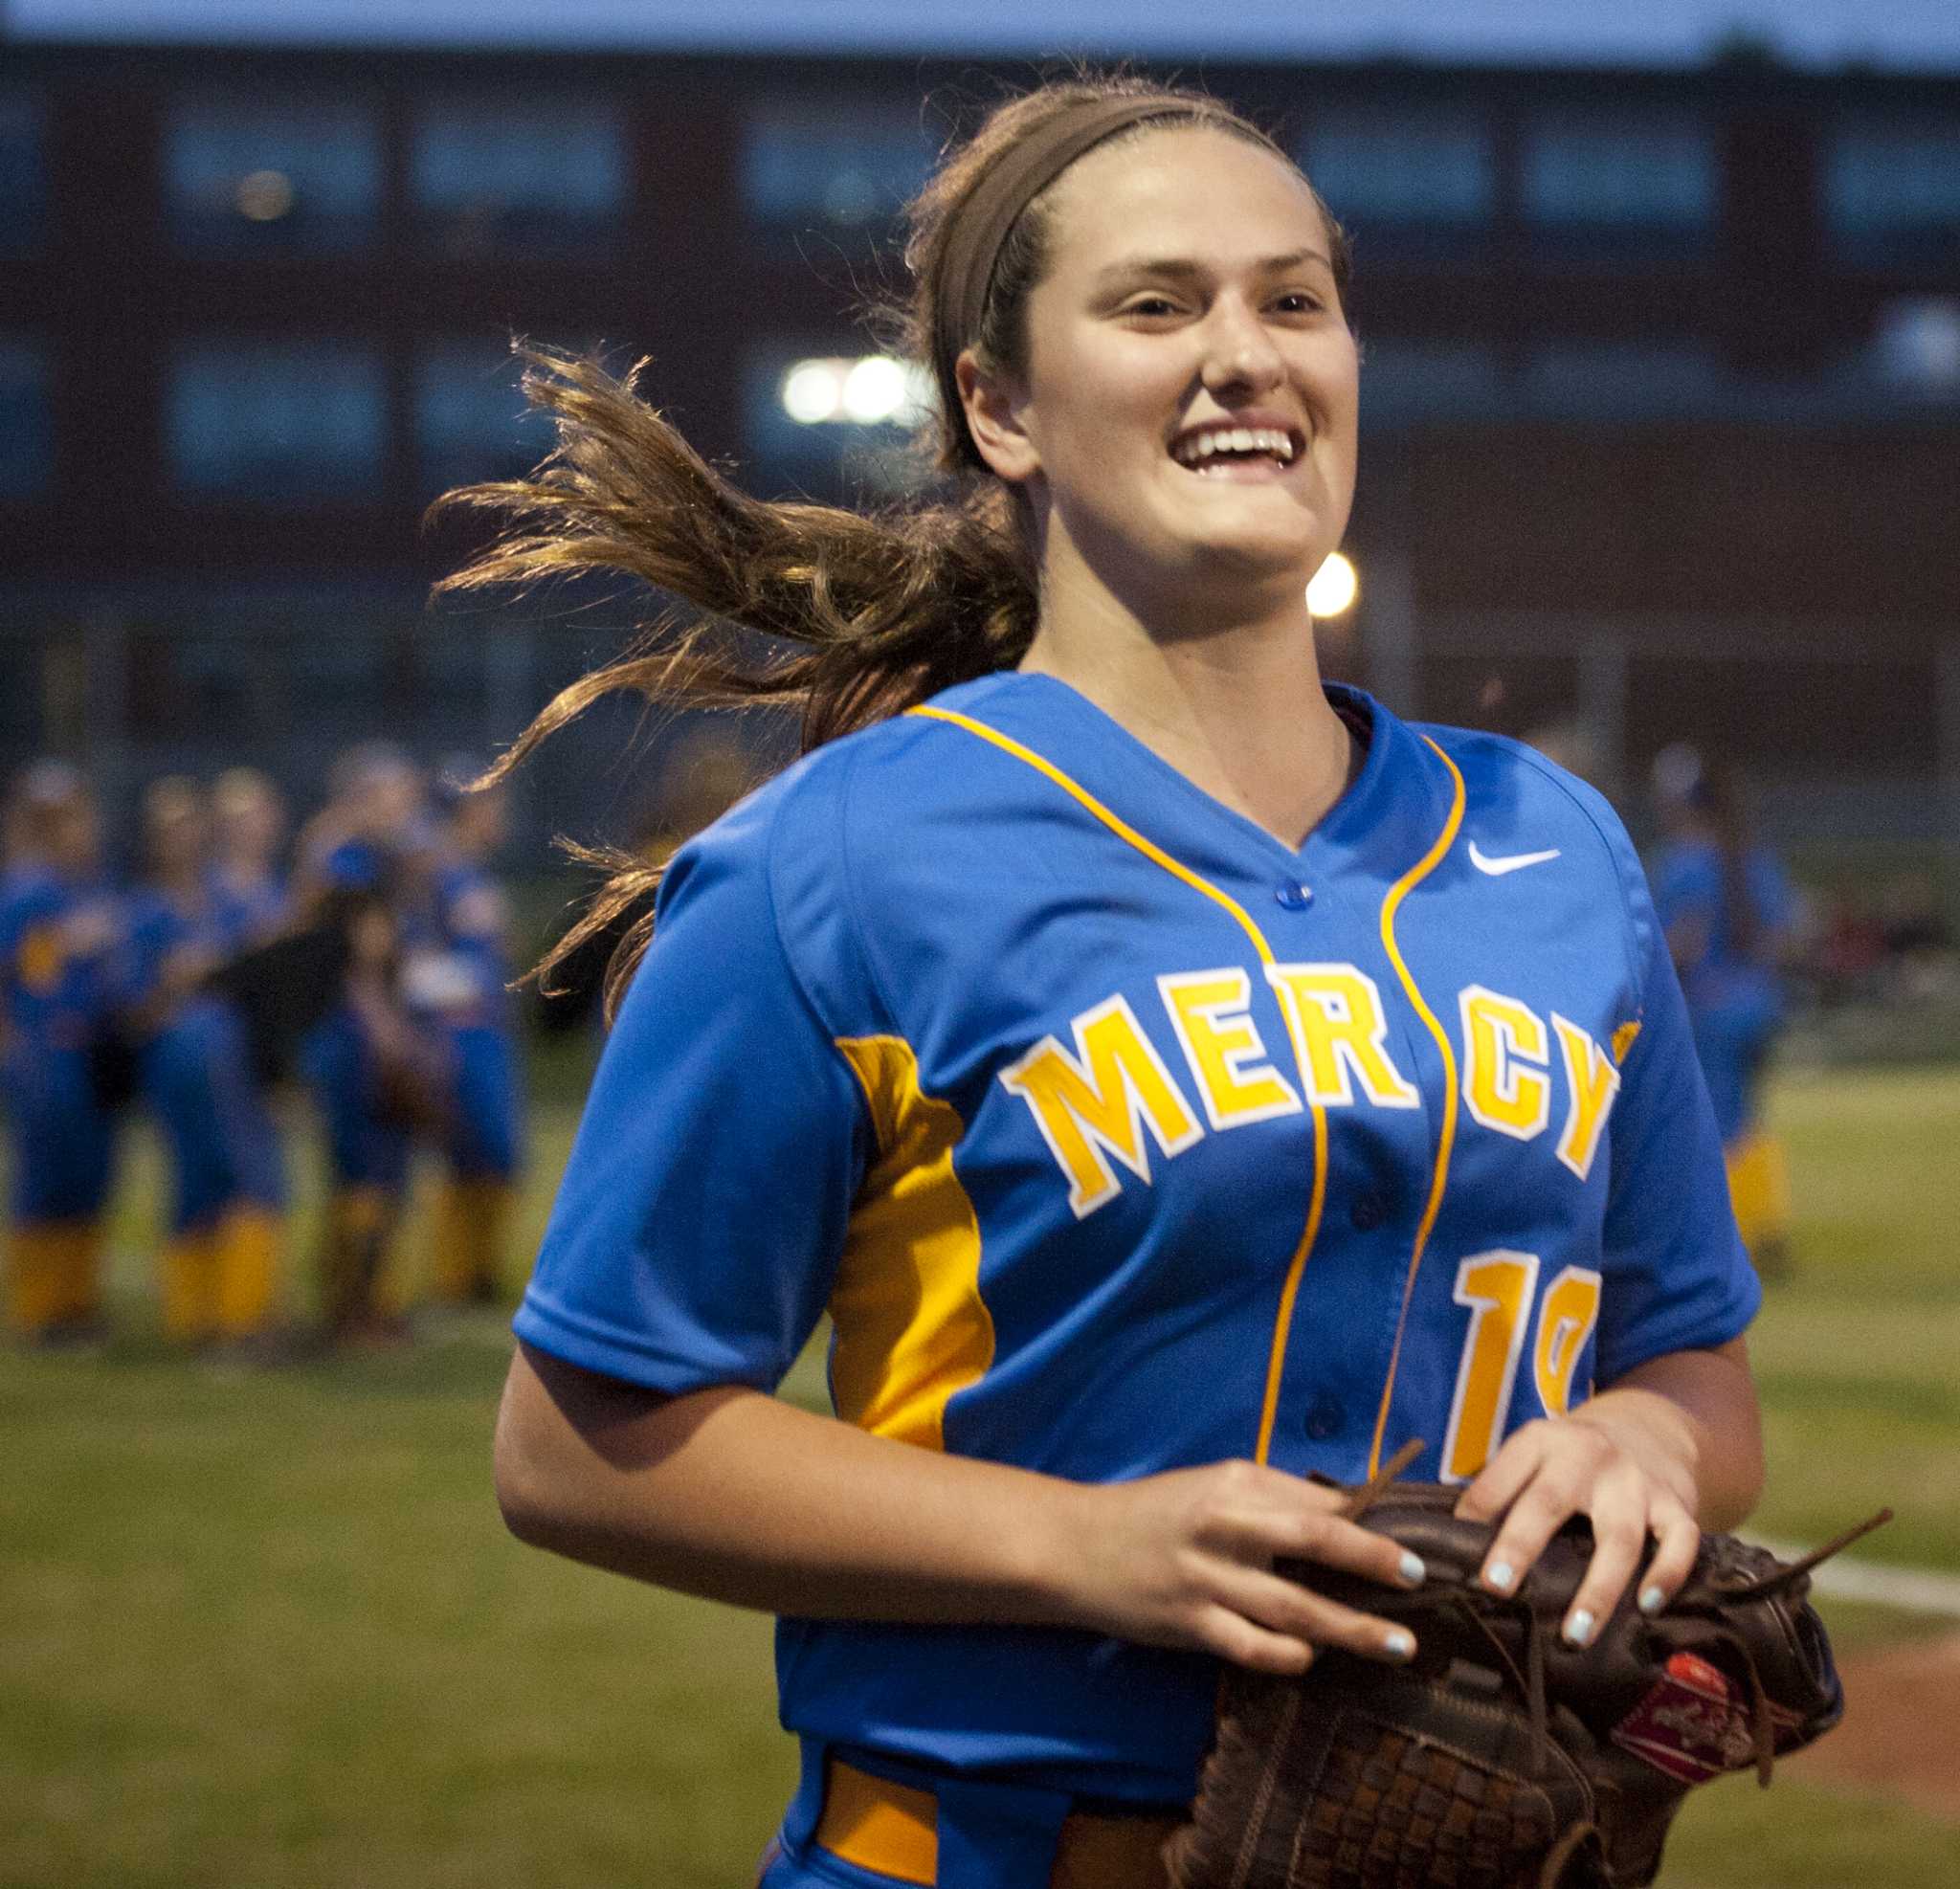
1452, 1406, 1702, 1648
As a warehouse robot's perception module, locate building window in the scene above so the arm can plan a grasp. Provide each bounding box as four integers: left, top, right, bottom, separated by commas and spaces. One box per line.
1355, 340, 1503, 428
165, 100, 379, 256
415, 342, 555, 498
0, 338, 52, 499
1522, 112, 1716, 250
1299, 112, 1494, 248
744, 103, 935, 253
0, 94, 45, 253
1826, 117, 1960, 267
1524, 342, 1724, 417
411, 102, 625, 258
167, 341, 384, 502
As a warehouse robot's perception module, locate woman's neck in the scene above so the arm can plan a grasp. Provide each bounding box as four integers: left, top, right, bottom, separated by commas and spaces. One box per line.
1017, 555, 1358, 849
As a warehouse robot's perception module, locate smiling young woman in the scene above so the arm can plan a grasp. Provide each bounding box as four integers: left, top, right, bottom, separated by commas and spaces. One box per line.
438, 75, 1766, 1889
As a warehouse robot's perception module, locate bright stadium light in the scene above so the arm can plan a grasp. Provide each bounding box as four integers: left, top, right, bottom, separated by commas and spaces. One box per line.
892, 361, 938, 427
841, 355, 910, 425
1307, 551, 1358, 617
781, 358, 846, 426
785, 355, 936, 428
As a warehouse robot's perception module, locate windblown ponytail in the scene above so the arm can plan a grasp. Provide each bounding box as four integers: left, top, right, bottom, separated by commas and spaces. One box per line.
432, 75, 1326, 1014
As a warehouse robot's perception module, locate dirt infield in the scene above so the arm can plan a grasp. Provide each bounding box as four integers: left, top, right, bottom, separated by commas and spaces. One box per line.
1787, 1631, 1960, 1817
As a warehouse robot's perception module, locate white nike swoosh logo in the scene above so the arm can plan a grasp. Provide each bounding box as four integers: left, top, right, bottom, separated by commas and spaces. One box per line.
1468, 841, 1562, 877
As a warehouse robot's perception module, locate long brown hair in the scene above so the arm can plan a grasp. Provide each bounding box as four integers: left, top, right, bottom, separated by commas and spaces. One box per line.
433, 75, 1346, 1016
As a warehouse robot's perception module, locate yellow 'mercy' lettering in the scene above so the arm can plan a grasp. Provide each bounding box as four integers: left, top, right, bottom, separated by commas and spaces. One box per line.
1264, 964, 1420, 1109
1158, 968, 1303, 1130
1459, 986, 1552, 1140
1552, 1013, 1621, 1181
998, 995, 1202, 1218
1003, 969, 1621, 1212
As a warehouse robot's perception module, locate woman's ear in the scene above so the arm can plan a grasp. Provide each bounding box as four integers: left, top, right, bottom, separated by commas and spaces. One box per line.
954, 349, 1040, 484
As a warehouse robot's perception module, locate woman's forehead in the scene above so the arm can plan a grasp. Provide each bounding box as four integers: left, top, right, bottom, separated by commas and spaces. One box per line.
1042, 125, 1325, 272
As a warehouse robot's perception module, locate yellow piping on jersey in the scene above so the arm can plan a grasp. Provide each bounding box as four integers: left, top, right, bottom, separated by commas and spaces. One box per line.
910, 707, 1281, 953
1366, 735, 1468, 1478
905, 703, 1327, 1467
830, 1034, 992, 1451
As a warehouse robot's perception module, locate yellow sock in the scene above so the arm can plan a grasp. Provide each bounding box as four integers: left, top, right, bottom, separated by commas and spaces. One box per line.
216, 1205, 280, 1337
430, 1178, 514, 1302
8, 1223, 75, 1333
1726, 1130, 1793, 1258
59, 1221, 105, 1323
161, 1228, 221, 1342
325, 1186, 391, 1327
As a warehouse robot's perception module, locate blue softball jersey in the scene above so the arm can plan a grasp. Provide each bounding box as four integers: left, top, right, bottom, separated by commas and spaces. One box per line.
514, 675, 1759, 1802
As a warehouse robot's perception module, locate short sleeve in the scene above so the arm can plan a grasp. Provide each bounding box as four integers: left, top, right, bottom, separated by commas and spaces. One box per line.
512, 795, 871, 1394
1593, 886, 1762, 1382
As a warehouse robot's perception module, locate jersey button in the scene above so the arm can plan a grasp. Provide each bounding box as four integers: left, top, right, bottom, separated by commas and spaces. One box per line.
1304, 1401, 1344, 1441
1274, 881, 1314, 911
1348, 1190, 1388, 1232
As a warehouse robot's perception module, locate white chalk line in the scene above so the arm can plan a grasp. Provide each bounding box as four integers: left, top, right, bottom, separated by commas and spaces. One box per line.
1759, 1541, 1960, 1620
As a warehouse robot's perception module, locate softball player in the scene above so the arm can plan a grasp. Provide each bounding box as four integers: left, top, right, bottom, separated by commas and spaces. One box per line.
413, 763, 523, 1307
472, 80, 1767, 1889
1, 763, 122, 1343
295, 746, 439, 1340
1649, 747, 1796, 1277
122, 778, 286, 1345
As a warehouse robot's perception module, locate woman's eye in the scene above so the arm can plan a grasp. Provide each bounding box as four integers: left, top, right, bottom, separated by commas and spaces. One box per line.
1273, 291, 1324, 315
1122, 295, 1182, 319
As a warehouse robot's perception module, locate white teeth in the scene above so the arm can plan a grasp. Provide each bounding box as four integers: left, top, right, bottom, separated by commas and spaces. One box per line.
1172, 425, 1299, 467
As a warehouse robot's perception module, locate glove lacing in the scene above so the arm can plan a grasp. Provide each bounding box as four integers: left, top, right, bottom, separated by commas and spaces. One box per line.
1343, 1453, 1890, 1885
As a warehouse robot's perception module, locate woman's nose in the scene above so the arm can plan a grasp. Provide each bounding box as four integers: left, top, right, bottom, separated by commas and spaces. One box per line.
1199, 304, 1285, 397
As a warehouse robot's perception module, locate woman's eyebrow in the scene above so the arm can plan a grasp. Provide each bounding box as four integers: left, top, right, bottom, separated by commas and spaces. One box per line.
1093, 248, 1332, 286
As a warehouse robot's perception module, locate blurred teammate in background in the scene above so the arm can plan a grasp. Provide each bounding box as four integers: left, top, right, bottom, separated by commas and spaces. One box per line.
1651, 744, 1797, 1279
414, 757, 523, 1308
1, 762, 123, 1344
296, 744, 445, 1344
122, 776, 285, 1346
210, 767, 292, 945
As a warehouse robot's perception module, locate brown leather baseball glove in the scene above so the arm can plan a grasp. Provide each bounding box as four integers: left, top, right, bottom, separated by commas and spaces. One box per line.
1166, 1447, 1887, 1889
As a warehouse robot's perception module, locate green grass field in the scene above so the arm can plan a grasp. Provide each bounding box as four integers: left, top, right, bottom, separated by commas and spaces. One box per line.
4, 1064, 1959, 1887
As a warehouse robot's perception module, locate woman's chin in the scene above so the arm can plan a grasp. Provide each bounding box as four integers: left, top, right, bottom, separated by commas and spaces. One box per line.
1179, 528, 1325, 594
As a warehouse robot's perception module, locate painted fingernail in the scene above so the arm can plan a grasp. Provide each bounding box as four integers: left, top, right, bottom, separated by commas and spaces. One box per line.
1384, 1629, 1415, 1661
1485, 1561, 1516, 1594
1400, 1551, 1427, 1586
1639, 1585, 1665, 1616
1564, 1610, 1596, 1647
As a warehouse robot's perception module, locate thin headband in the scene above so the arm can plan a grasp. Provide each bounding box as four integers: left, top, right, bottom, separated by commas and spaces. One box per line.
932, 98, 1197, 433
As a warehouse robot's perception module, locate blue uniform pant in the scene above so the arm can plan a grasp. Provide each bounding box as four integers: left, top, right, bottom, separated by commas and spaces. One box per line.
439, 1022, 523, 1181
141, 999, 285, 1233
4, 1038, 114, 1331
5, 1040, 115, 1223
1688, 982, 1780, 1146
301, 1007, 413, 1194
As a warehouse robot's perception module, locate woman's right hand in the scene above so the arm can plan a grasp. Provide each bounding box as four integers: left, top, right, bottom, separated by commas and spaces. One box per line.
1051, 1459, 1426, 1675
